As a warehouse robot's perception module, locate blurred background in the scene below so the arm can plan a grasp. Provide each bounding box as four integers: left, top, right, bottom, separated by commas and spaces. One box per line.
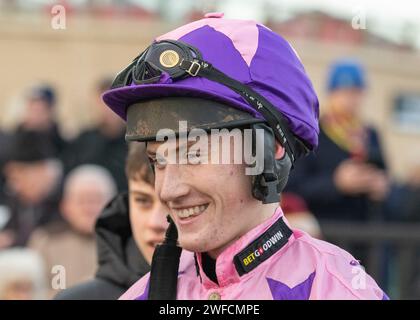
0, 0, 419, 300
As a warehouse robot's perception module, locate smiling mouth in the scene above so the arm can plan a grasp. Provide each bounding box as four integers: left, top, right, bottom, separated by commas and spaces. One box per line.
172, 203, 209, 219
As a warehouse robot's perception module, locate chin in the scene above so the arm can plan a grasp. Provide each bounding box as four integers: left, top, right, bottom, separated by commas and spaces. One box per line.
178, 237, 215, 254
178, 237, 201, 252
178, 240, 196, 252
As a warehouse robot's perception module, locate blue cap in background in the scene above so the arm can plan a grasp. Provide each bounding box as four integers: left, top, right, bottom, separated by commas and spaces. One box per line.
327, 59, 367, 92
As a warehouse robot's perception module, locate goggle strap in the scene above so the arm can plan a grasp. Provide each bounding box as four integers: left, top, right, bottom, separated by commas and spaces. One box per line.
179, 59, 306, 162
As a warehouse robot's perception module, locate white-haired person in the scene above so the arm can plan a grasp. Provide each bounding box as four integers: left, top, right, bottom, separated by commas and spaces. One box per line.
28, 164, 116, 299
0, 248, 46, 300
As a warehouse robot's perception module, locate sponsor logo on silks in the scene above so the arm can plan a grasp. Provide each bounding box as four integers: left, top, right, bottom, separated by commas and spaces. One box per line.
243, 231, 284, 265
234, 217, 293, 276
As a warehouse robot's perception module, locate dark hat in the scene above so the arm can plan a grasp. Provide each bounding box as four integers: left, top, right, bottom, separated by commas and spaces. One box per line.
26, 84, 56, 108
7, 129, 55, 163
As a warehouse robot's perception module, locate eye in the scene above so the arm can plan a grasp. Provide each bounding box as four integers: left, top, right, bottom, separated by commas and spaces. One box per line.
187, 150, 200, 158
135, 197, 153, 209
148, 155, 165, 170
191, 149, 201, 157
154, 154, 167, 169
186, 149, 205, 165
148, 156, 157, 166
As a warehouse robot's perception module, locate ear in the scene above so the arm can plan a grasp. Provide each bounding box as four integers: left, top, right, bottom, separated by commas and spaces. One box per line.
274, 142, 285, 160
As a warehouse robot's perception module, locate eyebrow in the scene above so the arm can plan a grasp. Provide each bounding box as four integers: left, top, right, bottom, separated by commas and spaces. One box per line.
146, 139, 200, 157
129, 190, 152, 197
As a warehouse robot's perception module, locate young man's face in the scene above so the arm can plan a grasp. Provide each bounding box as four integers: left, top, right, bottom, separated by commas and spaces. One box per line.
128, 178, 168, 264
146, 132, 276, 258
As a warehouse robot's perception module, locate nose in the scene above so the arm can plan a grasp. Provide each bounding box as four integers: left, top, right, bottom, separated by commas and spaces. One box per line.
156, 164, 191, 204
148, 201, 169, 232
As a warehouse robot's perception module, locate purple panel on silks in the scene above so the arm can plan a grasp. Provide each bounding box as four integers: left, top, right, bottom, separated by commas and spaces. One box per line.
267, 272, 316, 300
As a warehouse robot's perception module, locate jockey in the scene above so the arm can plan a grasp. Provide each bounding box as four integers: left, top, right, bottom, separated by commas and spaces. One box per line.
103, 13, 388, 300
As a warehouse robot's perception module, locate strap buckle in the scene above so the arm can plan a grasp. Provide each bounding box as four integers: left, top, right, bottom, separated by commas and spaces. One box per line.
181, 59, 201, 77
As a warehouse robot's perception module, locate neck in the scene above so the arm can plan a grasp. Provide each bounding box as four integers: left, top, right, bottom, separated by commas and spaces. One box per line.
207, 202, 278, 259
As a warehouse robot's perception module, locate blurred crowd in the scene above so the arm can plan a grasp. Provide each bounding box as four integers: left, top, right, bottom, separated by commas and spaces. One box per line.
0, 77, 128, 298
0, 59, 419, 300
286, 60, 420, 223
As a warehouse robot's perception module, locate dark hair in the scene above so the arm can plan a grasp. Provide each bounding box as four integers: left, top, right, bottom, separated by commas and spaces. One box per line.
27, 84, 56, 108
125, 142, 154, 185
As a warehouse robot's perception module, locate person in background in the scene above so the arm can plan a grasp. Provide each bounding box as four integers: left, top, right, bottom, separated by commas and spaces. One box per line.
18, 84, 67, 158
1, 84, 64, 224
55, 142, 169, 300
286, 59, 390, 222
1, 129, 63, 248
0, 248, 46, 300
285, 59, 402, 294
281, 192, 322, 239
63, 77, 127, 192
28, 164, 116, 299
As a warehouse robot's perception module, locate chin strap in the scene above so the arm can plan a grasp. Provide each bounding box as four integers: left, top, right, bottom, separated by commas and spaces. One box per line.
147, 216, 181, 300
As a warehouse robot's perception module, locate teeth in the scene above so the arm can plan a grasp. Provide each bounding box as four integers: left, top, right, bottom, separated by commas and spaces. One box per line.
174, 204, 207, 219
